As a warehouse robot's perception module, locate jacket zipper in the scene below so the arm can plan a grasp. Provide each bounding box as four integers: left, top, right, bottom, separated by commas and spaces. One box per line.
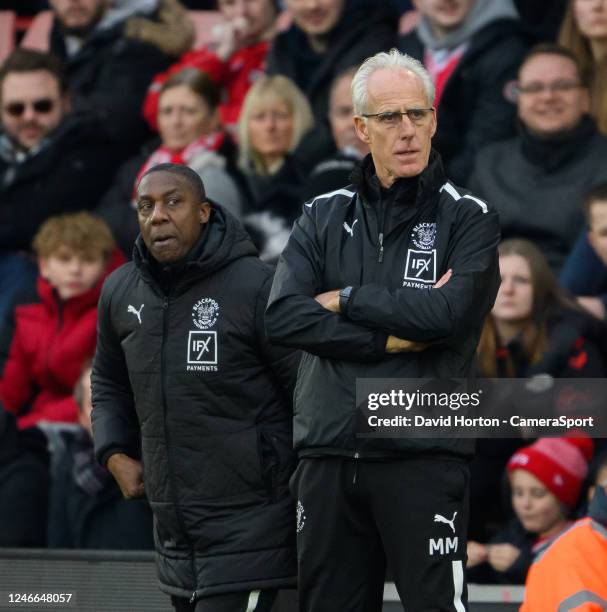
353, 452, 360, 484
378, 233, 384, 263
160, 295, 198, 603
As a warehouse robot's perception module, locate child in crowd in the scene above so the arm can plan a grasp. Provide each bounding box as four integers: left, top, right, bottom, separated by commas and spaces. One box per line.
0, 213, 123, 430
47, 364, 154, 549
467, 435, 594, 584
561, 182, 607, 320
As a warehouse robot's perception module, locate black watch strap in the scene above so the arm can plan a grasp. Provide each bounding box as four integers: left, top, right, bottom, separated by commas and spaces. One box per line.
339, 286, 353, 312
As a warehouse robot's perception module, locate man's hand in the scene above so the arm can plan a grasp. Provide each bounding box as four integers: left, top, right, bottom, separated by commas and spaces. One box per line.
385, 335, 429, 353
466, 541, 489, 568
434, 269, 452, 288
106, 453, 145, 499
577, 296, 606, 320
315, 290, 341, 312
487, 543, 521, 573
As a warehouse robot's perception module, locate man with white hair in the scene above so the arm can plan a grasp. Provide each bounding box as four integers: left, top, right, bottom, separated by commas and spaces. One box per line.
266, 49, 500, 611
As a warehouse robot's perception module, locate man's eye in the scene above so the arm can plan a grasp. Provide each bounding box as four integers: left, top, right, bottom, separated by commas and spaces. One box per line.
378, 112, 399, 123
408, 109, 425, 121
138, 202, 152, 212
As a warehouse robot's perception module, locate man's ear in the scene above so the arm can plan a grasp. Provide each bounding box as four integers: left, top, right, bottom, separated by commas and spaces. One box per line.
429, 108, 437, 138
199, 201, 211, 224
354, 116, 370, 144
62, 92, 72, 115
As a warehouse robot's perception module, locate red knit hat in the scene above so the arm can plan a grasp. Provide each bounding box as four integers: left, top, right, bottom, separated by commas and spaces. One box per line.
507, 435, 594, 507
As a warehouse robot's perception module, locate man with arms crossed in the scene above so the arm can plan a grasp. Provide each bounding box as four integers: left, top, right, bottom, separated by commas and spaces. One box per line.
266, 49, 500, 611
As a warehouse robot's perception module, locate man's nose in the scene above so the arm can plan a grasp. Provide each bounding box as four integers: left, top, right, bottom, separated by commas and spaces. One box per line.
150, 203, 169, 223
397, 115, 416, 137
21, 104, 37, 122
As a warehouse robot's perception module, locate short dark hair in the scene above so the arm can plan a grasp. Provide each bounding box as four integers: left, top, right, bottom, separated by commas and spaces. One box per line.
519, 43, 586, 86
139, 163, 206, 202
0, 49, 68, 97
584, 182, 607, 223
160, 68, 221, 111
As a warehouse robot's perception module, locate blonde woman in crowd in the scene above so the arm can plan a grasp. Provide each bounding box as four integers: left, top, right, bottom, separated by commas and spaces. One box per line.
237, 75, 313, 261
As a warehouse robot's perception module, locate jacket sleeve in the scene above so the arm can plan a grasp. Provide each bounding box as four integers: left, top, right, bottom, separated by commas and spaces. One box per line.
91, 279, 140, 467
343, 203, 501, 343
255, 274, 300, 404
265, 205, 388, 361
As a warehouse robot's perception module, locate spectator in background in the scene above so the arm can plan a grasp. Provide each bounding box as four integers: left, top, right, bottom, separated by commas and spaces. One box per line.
468, 436, 594, 584
0, 213, 123, 431
48, 0, 187, 158
238, 75, 313, 261
0, 409, 49, 548
521, 448, 607, 611
144, 0, 278, 135
266, 0, 397, 165
97, 68, 243, 257
0, 49, 119, 322
471, 239, 605, 542
301, 66, 369, 201
48, 364, 154, 550
559, 0, 607, 135
399, 0, 527, 186
561, 182, 607, 320
469, 45, 607, 273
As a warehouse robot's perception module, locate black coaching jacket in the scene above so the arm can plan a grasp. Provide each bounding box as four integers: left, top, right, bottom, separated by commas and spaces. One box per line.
91, 206, 298, 600
266, 151, 501, 460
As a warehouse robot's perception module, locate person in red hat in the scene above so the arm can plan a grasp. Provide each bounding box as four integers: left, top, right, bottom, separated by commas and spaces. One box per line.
467, 435, 593, 584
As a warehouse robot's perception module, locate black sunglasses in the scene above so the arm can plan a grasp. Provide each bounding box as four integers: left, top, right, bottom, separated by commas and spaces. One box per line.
3, 98, 55, 117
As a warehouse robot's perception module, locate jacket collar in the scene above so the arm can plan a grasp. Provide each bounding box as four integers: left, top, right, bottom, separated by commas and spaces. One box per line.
351, 148, 447, 210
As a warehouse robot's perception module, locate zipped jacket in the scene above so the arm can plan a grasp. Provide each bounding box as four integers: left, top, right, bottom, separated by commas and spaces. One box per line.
266, 151, 500, 459
92, 206, 298, 600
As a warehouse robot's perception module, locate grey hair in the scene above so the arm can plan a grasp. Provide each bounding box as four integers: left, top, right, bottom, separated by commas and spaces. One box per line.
351, 48, 435, 116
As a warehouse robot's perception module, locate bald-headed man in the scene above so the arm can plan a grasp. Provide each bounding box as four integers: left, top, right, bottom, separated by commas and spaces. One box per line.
92, 164, 299, 611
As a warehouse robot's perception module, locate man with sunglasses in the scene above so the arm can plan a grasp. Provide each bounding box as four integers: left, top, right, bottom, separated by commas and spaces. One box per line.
0, 49, 119, 322
469, 44, 607, 273
266, 49, 500, 611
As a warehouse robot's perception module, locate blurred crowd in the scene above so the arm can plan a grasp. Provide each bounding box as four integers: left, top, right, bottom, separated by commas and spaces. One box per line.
1, 0, 606, 593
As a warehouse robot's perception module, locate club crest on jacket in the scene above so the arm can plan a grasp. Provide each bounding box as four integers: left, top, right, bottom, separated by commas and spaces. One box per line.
192, 298, 220, 330
411, 222, 436, 250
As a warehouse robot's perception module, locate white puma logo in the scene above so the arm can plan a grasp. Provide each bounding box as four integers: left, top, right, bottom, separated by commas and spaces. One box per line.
434, 512, 457, 534
343, 219, 358, 237
128, 304, 144, 325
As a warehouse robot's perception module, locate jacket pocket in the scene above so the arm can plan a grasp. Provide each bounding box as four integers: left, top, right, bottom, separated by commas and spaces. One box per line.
258, 423, 295, 501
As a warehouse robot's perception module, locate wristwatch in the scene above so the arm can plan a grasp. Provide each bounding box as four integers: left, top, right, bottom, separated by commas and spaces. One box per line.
339, 286, 353, 312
